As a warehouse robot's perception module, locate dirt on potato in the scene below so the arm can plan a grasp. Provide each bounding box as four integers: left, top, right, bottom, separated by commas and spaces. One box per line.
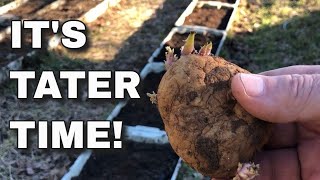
156, 39, 272, 178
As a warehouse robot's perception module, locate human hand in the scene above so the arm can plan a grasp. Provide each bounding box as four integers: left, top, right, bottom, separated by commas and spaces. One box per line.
230, 65, 320, 180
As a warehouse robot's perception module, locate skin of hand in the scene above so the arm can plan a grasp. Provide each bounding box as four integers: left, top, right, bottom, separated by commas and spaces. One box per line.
228, 65, 320, 180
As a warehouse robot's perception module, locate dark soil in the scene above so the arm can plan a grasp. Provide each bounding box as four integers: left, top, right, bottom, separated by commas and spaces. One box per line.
0, 0, 55, 31
184, 5, 233, 30
154, 32, 223, 62
29, 0, 103, 20
5, 0, 101, 20
221, 39, 253, 69
76, 141, 178, 180
114, 72, 165, 129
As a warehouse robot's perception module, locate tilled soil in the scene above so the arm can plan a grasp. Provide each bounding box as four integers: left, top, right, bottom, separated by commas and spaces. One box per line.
5, 0, 102, 20
115, 72, 165, 129
0, 0, 55, 31
184, 5, 233, 30
6, 0, 55, 18
29, 0, 103, 20
76, 141, 178, 180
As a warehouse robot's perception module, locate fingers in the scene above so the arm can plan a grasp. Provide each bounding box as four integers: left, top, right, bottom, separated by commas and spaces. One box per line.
254, 148, 300, 180
297, 136, 320, 180
261, 65, 320, 76
231, 73, 320, 123
265, 123, 297, 149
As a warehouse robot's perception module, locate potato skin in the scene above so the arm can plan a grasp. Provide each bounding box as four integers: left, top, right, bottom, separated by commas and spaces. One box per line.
157, 55, 272, 178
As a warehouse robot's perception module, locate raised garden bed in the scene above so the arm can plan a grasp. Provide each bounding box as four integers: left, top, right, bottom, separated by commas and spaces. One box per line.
183, 5, 233, 30
2, 0, 102, 21
29, 0, 103, 21
0, 0, 55, 31
114, 72, 165, 129
0, 0, 105, 84
76, 141, 178, 180
1, 0, 103, 42
53, 0, 193, 72
62, 62, 175, 179
174, 0, 239, 35
6, 0, 54, 17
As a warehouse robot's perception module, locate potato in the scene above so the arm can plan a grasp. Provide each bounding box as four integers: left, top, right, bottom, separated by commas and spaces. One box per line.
151, 33, 272, 179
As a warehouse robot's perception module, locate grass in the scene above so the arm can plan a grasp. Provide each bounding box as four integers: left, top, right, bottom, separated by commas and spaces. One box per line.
220, 0, 320, 73
24, 51, 87, 71
0, 0, 13, 6
0, 131, 17, 178
177, 162, 204, 180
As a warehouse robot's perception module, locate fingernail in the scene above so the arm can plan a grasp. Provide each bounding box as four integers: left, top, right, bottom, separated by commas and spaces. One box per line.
240, 73, 265, 97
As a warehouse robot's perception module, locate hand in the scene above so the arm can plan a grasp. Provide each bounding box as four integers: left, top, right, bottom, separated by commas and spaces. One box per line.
230, 65, 320, 180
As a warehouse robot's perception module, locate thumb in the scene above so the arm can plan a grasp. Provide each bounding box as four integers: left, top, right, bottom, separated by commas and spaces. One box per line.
231, 73, 320, 123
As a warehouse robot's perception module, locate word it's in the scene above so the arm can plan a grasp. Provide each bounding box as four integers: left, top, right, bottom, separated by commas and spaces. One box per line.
11, 20, 86, 49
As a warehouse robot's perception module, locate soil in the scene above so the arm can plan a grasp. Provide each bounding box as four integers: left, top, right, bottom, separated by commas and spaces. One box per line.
0, 138, 78, 179
153, 32, 222, 62
221, 39, 253, 69
29, 0, 103, 20
0, 0, 55, 31
114, 72, 165, 129
76, 141, 178, 180
5, 0, 102, 20
7, 0, 54, 18
0, 0, 103, 67
183, 5, 233, 30
54, 0, 192, 71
